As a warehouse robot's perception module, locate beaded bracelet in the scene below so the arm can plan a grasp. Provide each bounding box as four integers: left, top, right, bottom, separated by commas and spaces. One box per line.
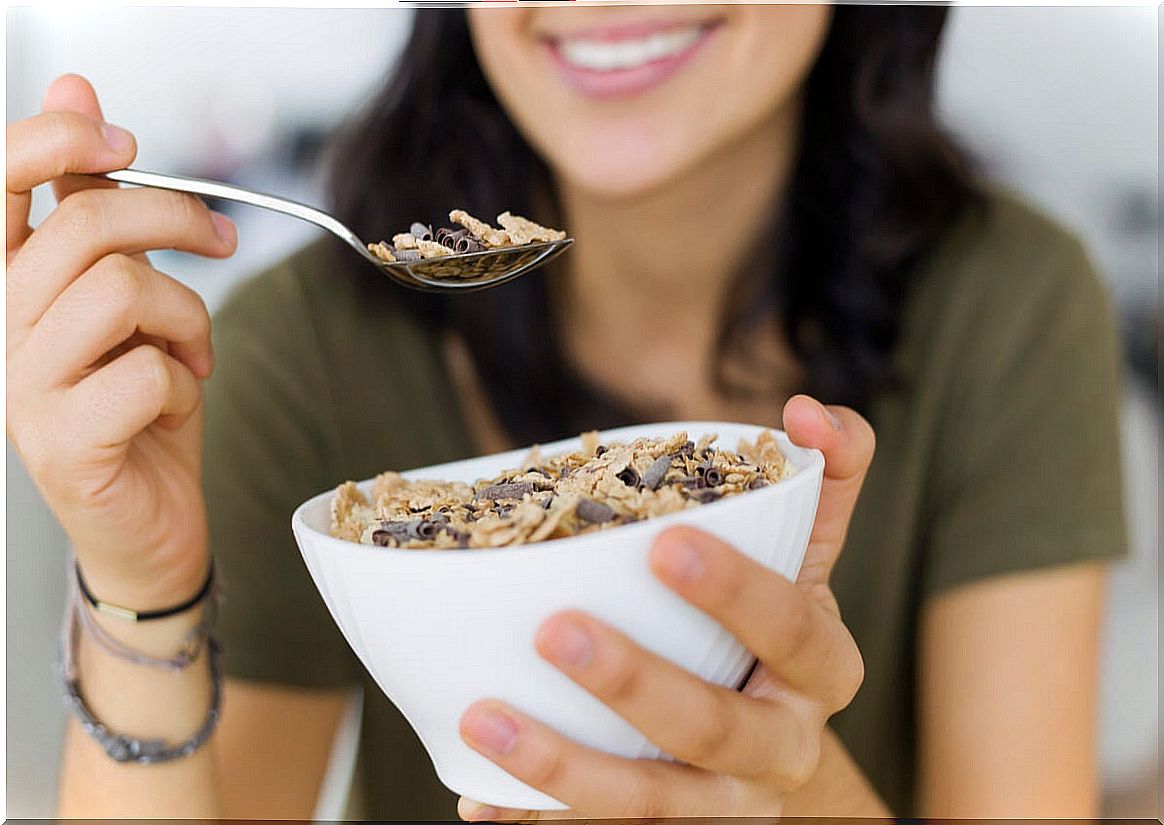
59, 591, 223, 764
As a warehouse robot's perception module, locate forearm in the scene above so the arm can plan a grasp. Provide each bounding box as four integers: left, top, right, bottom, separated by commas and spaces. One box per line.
57, 606, 221, 817
781, 726, 891, 817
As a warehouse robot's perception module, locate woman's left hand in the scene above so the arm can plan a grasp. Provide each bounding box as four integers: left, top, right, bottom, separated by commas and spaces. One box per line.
457, 395, 876, 821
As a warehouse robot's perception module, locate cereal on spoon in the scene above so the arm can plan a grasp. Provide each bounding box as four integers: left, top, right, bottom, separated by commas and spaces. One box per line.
366, 210, 565, 264
330, 430, 795, 550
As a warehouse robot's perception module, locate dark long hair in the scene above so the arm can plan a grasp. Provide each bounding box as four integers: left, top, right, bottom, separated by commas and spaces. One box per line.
328, 7, 979, 446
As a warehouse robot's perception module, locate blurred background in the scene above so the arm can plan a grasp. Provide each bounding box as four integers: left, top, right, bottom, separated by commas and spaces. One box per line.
6, 5, 1159, 819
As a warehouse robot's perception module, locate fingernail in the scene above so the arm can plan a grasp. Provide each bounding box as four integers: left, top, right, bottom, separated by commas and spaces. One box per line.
823, 407, 842, 432
461, 800, 501, 822
196, 351, 214, 380
658, 539, 704, 584
542, 619, 593, 669
464, 709, 518, 756
100, 122, 133, 153
210, 212, 236, 245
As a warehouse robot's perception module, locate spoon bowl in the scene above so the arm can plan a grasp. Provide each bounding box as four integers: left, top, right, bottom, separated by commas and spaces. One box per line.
98, 168, 571, 292
376, 238, 573, 291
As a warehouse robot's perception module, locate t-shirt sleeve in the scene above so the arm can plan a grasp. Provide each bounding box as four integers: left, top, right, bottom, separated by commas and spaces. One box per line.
921, 229, 1129, 597
203, 256, 362, 688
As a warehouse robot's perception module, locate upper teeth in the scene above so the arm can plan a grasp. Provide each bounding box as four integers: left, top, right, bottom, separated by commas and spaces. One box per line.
558, 26, 702, 72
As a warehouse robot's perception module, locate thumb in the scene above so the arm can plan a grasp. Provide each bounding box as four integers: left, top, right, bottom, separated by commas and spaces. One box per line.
783, 394, 876, 588
43, 73, 106, 120
43, 74, 133, 203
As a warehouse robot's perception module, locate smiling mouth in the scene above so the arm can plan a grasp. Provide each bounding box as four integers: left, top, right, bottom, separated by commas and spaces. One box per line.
541, 20, 722, 97
553, 23, 712, 72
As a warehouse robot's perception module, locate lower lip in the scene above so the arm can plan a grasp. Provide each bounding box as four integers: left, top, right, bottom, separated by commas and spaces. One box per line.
544, 25, 719, 100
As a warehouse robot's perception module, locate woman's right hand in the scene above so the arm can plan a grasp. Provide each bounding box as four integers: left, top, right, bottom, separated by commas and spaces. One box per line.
6, 75, 238, 610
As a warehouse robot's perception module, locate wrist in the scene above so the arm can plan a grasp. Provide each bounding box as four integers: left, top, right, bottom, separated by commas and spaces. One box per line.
74, 549, 211, 616
74, 556, 217, 660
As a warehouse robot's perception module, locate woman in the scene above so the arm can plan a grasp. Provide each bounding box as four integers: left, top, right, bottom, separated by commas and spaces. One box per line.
6, 5, 1125, 820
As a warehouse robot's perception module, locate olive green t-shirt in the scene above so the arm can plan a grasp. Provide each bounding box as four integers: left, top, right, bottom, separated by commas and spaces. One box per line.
203, 192, 1127, 818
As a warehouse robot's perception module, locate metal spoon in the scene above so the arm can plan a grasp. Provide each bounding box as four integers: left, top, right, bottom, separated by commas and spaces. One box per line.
98, 168, 573, 292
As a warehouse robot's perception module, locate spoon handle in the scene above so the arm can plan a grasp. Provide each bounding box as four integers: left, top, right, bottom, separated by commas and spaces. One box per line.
98, 168, 369, 257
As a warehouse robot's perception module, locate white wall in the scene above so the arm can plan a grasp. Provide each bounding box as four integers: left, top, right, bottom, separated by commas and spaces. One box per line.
939, 5, 1159, 309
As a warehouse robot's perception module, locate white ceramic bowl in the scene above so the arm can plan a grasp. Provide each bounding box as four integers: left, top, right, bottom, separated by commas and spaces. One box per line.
291, 422, 824, 810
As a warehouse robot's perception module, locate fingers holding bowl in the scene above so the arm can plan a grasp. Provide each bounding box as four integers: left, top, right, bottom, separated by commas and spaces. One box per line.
533, 610, 817, 784
458, 699, 757, 819
649, 526, 862, 711
781, 394, 875, 590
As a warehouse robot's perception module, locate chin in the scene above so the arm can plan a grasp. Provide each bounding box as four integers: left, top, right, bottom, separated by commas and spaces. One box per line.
554, 146, 684, 200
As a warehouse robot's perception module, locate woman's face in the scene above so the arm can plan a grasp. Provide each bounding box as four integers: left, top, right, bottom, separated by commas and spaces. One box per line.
468, 4, 832, 199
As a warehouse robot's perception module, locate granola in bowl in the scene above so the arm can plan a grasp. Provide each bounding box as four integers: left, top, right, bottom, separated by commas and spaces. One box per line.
330, 429, 795, 550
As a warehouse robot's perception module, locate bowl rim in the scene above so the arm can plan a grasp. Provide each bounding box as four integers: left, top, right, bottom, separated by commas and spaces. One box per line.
291, 421, 825, 561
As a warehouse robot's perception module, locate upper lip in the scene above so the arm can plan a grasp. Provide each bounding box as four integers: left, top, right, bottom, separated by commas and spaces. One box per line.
537, 18, 720, 44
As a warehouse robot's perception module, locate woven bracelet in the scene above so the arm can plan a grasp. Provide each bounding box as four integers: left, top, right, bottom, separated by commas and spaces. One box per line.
59, 595, 223, 764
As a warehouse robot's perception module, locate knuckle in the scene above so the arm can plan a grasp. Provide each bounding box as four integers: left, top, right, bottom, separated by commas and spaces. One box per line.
128, 345, 171, 403
157, 190, 208, 233
57, 188, 107, 236
23, 420, 71, 488
597, 645, 641, 704
832, 641, 865, 711
622, 770, 667, 819
96, 253, 146, 306
24, 444, 58, 487
181, 282, 212, 338
686, 692, 732, 762
781, 734, 821, 790
704, 553, 746, 612
525, 747, 567, 791
765, 708, 821, 791
780, 598, 817, 666
15, 419, 52, 477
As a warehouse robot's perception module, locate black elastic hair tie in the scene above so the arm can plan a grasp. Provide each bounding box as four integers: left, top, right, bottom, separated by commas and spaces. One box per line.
75, 560, 216, 622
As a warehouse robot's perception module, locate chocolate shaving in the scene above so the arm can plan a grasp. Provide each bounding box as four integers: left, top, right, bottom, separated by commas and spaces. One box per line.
643, 454, 673, 490
703, 467, 724, 487
476, 481, 536, 501
372, 518, 447, 545
454, 235, 484, 254
575, 498, 615, 524
615, 466, 641, 488
410, 222, 433, 241
689, 488, 723, 503
395, 248, 421, 262
434, 227, 462, 248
